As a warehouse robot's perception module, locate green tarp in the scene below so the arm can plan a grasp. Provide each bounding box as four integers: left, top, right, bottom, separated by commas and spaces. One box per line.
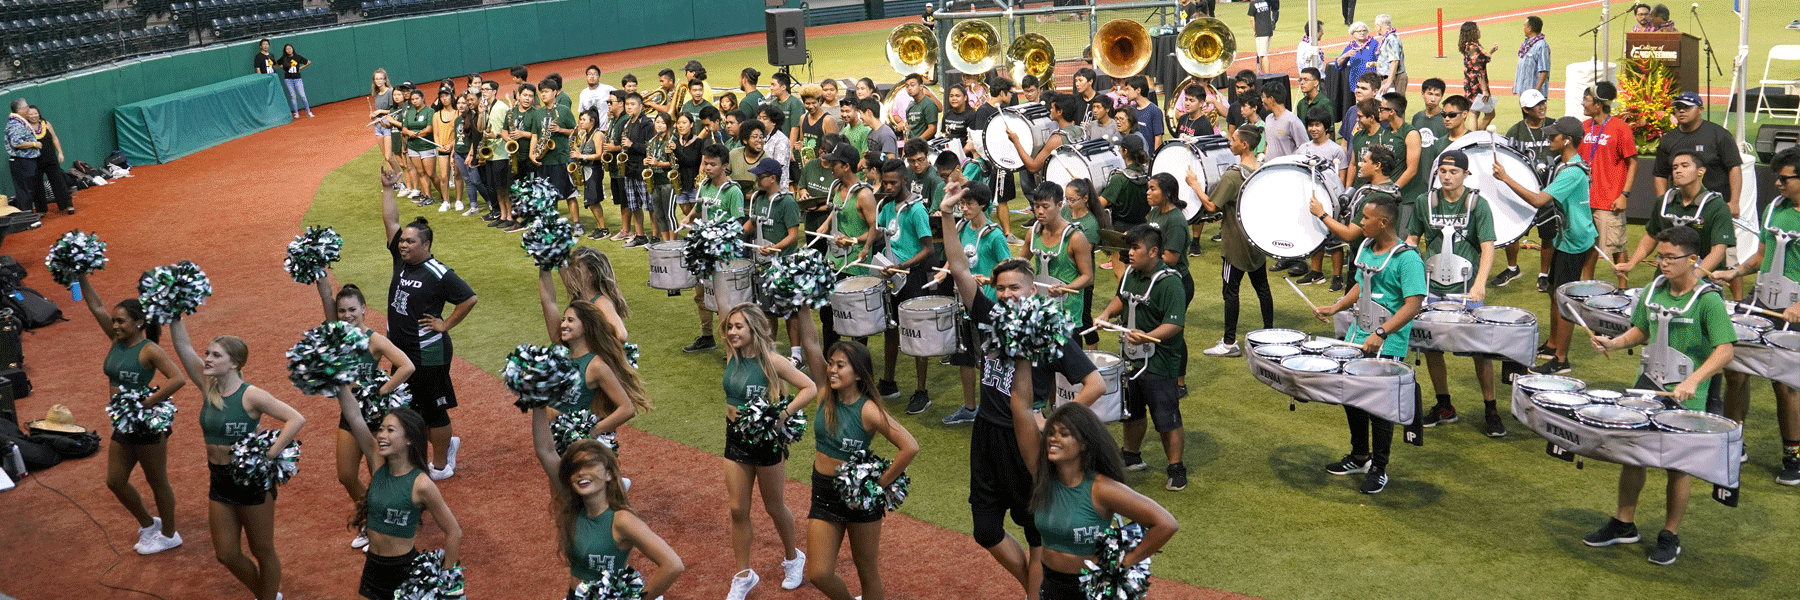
113, 74, 291, 165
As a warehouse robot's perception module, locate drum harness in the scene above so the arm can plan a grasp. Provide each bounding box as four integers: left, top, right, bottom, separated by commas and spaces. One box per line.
1537, 158, 1590, 230
1638, 274, 1722, 387
698, 179, 741, 219
827, 179, 874, 260
1116, 265, 1177, 379
1351, 238, 1415, 335
1754, 198, 1800, 307
1423, 187, 1479, 291
750, 189, 797, 263
1657, 187, 1723, 230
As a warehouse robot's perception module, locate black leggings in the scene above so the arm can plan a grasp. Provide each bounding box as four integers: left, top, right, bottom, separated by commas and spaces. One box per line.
1341, 0, 1357, 25
1220, 262, 1274, 344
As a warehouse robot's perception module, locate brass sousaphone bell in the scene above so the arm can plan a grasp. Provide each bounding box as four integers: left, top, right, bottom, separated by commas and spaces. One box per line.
1175, 17, 1237, 78
887, 23, 939, 76
1094, 19, 1152, 78
1005, 33, 1055, 83
946, 20, 1002, 74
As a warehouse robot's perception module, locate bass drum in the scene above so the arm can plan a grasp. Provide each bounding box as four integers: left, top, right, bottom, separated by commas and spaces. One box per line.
928, 136, 967, 165
1237, 154, 1345, 259
1046, 139, 1125, 188
1150, 135, 1234, 222
1429, 132, 1539, 248
983, 102, 1055, 171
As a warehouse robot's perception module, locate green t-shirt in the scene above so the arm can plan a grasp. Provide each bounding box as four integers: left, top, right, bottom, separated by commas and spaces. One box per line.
1645, 189, 1736, 252
1628, 278, 1737, 408
749, 190, 802, 256
843, 123, 872, 155
1296, 94, 1336, 128
772, 94, 805, 136
740, 89, 766, 116
1118, 266, 1188, 377
543, 105, 577, 165
800, 159, 833, 204
698, 180, 745, 220
680, 99, 713, 119
1030, 223, 1085, 320
1346, 241, 1426, 358
452, 114, 471, 156
1408, 187, 1496, 297
1101, 168, 1150, 225
403, 106, 436, 152
906, 96, 939, 139
1148, 206, 1190, 274
1542, 157, 1598, 254
959, 221, 1011, 298
1759, 199, 1800, 284
1348, 126, 1385, 186
913, 168, 944, 206
879, 198, 931, 265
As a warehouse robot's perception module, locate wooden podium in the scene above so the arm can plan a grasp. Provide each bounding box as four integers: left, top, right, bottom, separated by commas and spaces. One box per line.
1625, 32, 1701, 93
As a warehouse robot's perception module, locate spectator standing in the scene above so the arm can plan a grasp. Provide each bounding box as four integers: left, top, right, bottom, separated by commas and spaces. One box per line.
1295, 21, 1327, 73
6, 98, 43, 213
1335, 22, 1380, 100
578, 65, 617, 130
1341, 0, 1357, 26
1461, 23, 1500, 131
1247, 0, 1280, 72
26, 106, 73, 214
1374, 15, 1406, 94
1582, 83, 1638, 281
1653, 91, 1745, 295
252, 39, 275, 75
274, 44, 313, 118
1411, 78, 1447, 155
1512, 17, 1550, 112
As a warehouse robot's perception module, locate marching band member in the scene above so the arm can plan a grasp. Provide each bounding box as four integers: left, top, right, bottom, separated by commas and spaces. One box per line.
682, 144, 748, 353
431, 89, 462, 214
682, 78, 715, 119
620, 92, 655, 248
537, 78, 581, 233
899, 74, 938, 140
1314, 146, 1402, 291
799, 83, 840, 161
1024, 182, 1094, 332
939, 85, 974, 147
479, 81, 512, 226
572, 109, 610, 239
797, 133, 840, 251
1062, 178, 1106, 347
737, 67, 766, 115
1377, 92, 1426, 224
672, 111, 707, 227
645, 113, 679, 244
840, 99, 871, 155
643, 68, 678, 117
1197, 125, 1273, 359
1097, 223, 1191, 491
453, 93, 488, 217
901, 139, 944, 207
1004, 93, 1080, 181
1584, 225, 1736, 565
1712, 148, 1800, 485
498, 84, 542, 231
1404, 150, 1502, 436
768, 72, 805, 145
729, 118, 767, 192
873, 158, 938, 415
1617, 151, 1735, 283
1099, 135, 1151, 232
859, 97, 899, 159
1495, 117, 1597, 377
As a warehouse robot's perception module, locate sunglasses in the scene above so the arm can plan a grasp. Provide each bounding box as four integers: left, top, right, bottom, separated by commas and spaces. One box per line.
1377, 107, 1394, 113
1442, 111, 1463, 119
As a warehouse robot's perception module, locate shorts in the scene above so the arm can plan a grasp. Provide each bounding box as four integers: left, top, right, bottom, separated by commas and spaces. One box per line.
110, 428, 169, 446
582, 166, 606, 207
1725, 247, 1739, 269
948, 314, 981, 367
674, 188, 697, 205
390, 133, 404, 155
610, 175, 627, 207
1533, 206, 1562, 244
622, 177, 649, 211
208, 462, 272, 506
1548, 248, 1590, 291
358, 547, 419, 600
542, 165, 576, 199
1040, 567, 1083, 600
1123, 372, 1183, 433
1592, 209, 1627, 256
723, 416, 788, 467
374, 125, 393, 137
968, 419, 1036, 516
409, 363, 458, 428
406, 148, 438, 159
808, 470, 884, 523
885, 260, 940, 323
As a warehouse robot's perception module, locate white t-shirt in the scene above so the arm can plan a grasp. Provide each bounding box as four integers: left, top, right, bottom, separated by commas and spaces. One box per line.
579, 84, 617, 129
1301, 139, 1348, 175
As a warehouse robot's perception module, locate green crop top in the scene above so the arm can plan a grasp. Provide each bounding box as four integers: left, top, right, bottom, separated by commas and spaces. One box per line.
553, 353, 598, 414
723, 356, 771, 409
569, 508, 633, 581
1035, 473, 1108, 555
103, 338, 157, 389
366, 465, 424, 538
814, 395, 872, 461
199, 383, 257, 445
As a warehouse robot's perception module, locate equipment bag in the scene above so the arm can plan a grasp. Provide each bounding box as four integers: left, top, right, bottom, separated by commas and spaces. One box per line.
0, 287, 64, 330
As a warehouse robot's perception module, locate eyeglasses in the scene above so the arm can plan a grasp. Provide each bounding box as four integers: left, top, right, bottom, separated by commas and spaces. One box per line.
1776, 174, 1800, 185
1442, 111, 1464, 119
1655, 253, 1696, 263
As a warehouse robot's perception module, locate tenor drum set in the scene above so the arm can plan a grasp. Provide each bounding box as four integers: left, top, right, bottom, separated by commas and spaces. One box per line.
1243, 329, 1418, 425
1510, 376, 1743, 490
1236, 155, 1346, 259
1045, 138, 1126, 189
1554, 279, 1636, 338
1723, 300, 1800, 388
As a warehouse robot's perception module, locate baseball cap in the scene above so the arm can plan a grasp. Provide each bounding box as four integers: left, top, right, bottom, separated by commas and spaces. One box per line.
749, 157, 785, 177
1672, 91, 1704, 108
1519, 89, 1547, 108
822, 144, 859, 166
1438, 150, 1470, 171
1550, 116, 1585, 139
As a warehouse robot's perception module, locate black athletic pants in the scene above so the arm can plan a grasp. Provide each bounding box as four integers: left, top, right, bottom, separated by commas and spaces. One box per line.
1221, 262, 1274, 345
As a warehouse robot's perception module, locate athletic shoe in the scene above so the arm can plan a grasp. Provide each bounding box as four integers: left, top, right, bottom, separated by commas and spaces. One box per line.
1297, 270, 1326, 285
1360, 467, 1388, 494
506, 221, 528, 233
136, 530, 183, 555
667, 289, 681, 297
1328, 275, 1345, 292
1324, 455, 1369, 475
780, 550, 807, 589
453, 200, 465, 211
487, 219, 507, 229
1165, 463, 1188, 491
941, 406, 978, 425
350, 531, 369, 549
1210, 231, 1223, 242
1536, 343, 1557, 360
1121, 449, 1148, 472
1536, 273, 1550, 293
306, 110, 315, 117
624, 236, 649, 248
1201, 340, 1241, 357
1287, 262, 1309, 278
572, 223, 585, 238
1582, 518, 1641, 546
1776, 456, 1800, 485
610, 230, 631, 242
1485, 411, 1508, 438
461, 205, 481, 217
1648, 530, 1681, 565
136, 517, 161, 548
429, 465, 454, 481
292, 111, 299, 119
683, 336, 716, 352
726, 569, 760, 600
1489, 266, 1522, 288
1005, 234, 1024, 245
1529, 359, 1572, 375
1420, 405, 1457, 428
438, 200, 450, 212
446, 437, 461, 471
877, 379, 900, 399
481, 211, 500, 222
905, 390, 931, 415
1188, 246, 1204, 257
587, 229, 606, 240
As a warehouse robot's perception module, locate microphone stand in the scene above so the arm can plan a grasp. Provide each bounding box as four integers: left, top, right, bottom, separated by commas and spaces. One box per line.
1690, 5, 1725, 122
1580, 8, 1629, 83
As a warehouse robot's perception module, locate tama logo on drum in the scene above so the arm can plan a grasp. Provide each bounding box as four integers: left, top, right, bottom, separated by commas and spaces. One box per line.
1544, 422, 1581, 446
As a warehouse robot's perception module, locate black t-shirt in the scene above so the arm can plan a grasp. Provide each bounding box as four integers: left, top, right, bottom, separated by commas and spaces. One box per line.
1174, 114, 1215, 138
969, 294, 1097, 428
1653, 121, 1743, 198
274, 54, 307, 79
252, 52, 275, 74
941, 106, 975, 142
387, 229, 476, 366
1248, 0, 1279, 36
967, 104, 1000, 139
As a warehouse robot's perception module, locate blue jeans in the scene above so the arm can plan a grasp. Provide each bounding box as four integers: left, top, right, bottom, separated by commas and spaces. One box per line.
281, 78, 310, 112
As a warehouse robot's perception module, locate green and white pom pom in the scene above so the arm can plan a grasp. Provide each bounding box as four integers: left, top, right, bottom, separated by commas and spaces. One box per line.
136, 261, 213, 324
521, 216, 578, 271
283, 226, 343, 284
834, 448, 911, 512
1079, 520, 1151, 600
502, 344, 582, 412
551, 408, 602, 455
570, 565, 646, 600
355, 375, 412, 430
758, 249, 835, 317
392, 548, 465, 600
106, 386, 176, 435
285, 322, 372, 396
44, 230, 107, 286
229, 429, 301, 491
682, 214, 743, 281
730, 394, 808, 447
510, 174, 561, 227
623, 342, 640, 370
978, 294, 1074, 362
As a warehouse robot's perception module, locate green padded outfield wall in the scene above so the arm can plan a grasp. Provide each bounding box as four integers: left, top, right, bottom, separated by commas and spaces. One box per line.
0, 0, 776, 196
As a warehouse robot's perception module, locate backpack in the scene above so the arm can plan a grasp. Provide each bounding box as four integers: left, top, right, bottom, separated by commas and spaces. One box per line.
0, 257, 24, 290
105, 151, 130, 171
0, 287, 64, 330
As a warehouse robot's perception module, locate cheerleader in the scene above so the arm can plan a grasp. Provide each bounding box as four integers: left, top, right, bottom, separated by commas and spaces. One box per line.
335, 399, 462, 600
535, 268, 649, 463
719, 304, 818, 599
314, 277, 416, 549
76, 273, 188, 555
168, 316, 305, 600
803, 341, 920, 600
558, 246, 630, 344
540, 439, 684, 599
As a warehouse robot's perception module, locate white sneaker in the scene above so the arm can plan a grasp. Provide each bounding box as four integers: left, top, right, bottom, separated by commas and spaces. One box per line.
726, 569, 759, 600
622, 477, 632, 492
462, 205, 482, 217
780, 550, 806, 589
350, 531, 369, 549
1202, 340, 1242, 357
438, 201, 450, 212
135, 530, 183, 555
446, 437, 461, 471
136, 517, 161, 547
454, 200, 466, 211
429, 466, 455, 481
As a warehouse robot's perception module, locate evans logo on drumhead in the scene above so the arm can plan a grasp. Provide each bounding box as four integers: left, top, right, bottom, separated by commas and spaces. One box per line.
1272, 240, 1295, 249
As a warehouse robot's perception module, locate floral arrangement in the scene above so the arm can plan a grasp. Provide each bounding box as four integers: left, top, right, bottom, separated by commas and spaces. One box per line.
1616, 54, 1677, 154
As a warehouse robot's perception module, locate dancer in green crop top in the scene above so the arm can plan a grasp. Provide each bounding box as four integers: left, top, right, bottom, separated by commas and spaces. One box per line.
334, 401, 461, 600
718, 304, 818, 596
802, 341, 919, 600
536, 269, 649, 447
535, 437, 684, 597
77, 273, 188, 555
169, 315, 305, 600
314, 278, 415, 550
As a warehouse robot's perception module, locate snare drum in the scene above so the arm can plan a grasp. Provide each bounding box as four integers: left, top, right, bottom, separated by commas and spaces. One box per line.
1733, 314, 1774, 334
1300, 340, 1337, 354
1513, 374, 1586, 406
1237, 155, 1346, 259
1417, 310, 1477, 324
1426, 301, 1470, 313
1575, 404, 1653, 429
1557, 280, 1619, 302
983, 102, 1054, 171
1342, 358, 1411, 377
1765, 330, 1800, 352
1734, 323, 1764, 343
1245, 328, 1308, 348
1322, 346, 1365, 363
830, 276, 889, 337
647, 240, 696, 290
1281, 355, 1341, 373
704, 259, 755, 312
1617, 397, 1665, 413
1531, 391, 1591, 415
1056, 351, 1126, 421
1585, 389, 1623, 404
1651, 410, 1740, 433
897, 296, 961, 357
1151, 135, 1234, 221
1046, 139, 1125, 188
1253, 344, 1303, 361
1432, 133, 1540, 247
1471, 305, 1537, 325
1582, 294, 1633, 313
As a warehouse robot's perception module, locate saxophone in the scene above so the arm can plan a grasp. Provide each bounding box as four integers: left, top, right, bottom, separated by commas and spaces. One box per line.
643, 132, 671, 181
530, 113, 553, 164
568, 128, 589, 189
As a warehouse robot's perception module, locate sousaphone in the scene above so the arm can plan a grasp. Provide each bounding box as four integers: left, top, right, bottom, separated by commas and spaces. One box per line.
1094, 19, 1151, 78
947, 20, 1002, 74
1175, 17, 1236, 78
887, 23, 939, 76
1005, 33, 1055, 83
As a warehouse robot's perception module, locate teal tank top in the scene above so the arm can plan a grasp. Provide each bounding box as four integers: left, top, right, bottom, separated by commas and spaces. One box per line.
569, 508, 633, 581
103, 338, 156, 388
552, 353, 598, 414
814, 395, 872, 461
199, 383, 257, 445
1035, 474, 1108, 555
366, 465, 424, 538
723, 356, 770, 408
352, 327, 380, 383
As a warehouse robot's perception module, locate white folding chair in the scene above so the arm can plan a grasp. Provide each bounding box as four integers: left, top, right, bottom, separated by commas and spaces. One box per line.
1755, 45, 1800, 124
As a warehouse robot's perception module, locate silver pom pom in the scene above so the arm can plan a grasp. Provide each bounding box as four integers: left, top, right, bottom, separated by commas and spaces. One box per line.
44, 229, 107, 286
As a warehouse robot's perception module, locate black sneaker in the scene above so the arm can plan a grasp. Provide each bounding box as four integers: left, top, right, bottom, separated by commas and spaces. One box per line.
1421, 405, 1458, 428
1188, 246, 1204, 257
681, 336, 716, 352
1297, 270, 1326, 285
905, 390, 932, 414
1529, 359, 1572, 375
623, 236, 649, 248
1536, 343, 1557, 360
1287, 262, 1309, 278
877, 379, 901, 399
1581, 517, 1641, 547
1648, 530, 1681, 565
1328, 275, 1345, 292
1485, 410, 1508, 438
487, 218, 507, 228
666, 289, 681, 297
1489, 266, 1522, 288
1536, 273, 1550, 293
1165, 463, 1188, 491
481, 212, 500, 222
505, 221, 529, 233
587, 229, 605, 240
1210, 231, 1223, 242
1777, 455, 1800, 486
1324, 454, 1369, 475
1360, 467, 1388, 494
1121, 449, 1148, 472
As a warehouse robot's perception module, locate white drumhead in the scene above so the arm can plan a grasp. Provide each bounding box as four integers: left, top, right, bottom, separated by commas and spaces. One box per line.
1150, 141, 1203, 214
1437, 133, 1538, 248
1045, 148, 1091, 188
1237, 156, 1339, 259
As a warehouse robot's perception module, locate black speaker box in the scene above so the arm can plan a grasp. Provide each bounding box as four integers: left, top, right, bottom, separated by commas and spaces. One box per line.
1755, 124, 1800, 164
1257, 72, 1292, 109
765, 9, 806, 67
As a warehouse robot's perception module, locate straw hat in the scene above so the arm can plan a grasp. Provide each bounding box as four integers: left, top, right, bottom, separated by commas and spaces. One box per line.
25, 404, 88, 434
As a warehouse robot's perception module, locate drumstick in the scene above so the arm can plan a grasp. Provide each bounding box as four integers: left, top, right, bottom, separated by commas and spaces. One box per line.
1094, 319, 1163, 343
1566, 309, 1611, 359
1728, 302, 1786, 320
1285, 277, 1319, 311
805, 230, 836, 240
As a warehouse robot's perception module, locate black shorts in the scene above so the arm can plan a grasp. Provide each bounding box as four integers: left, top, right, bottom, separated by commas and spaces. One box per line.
541, 164, 576, 198
808, 470, 884, 523
582, 165, 605, 207
885, 260, 941, 323
110, 428, 169, 446
1080, 287, 1098, 346
409, 363, 458, 428
948, 314, 981, 367
1039, 567, 1083, 600
358, 547, 418, 600
208, 462, 271, 506
1124, 372, 1183, 433
1548, 248, 1591, 291
968, 419, 1038, 527
610, 174, 627, 207
723, 417, 788, 467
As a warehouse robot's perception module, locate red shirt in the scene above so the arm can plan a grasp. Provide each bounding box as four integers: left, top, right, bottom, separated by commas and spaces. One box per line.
1583, 116, 1635, 211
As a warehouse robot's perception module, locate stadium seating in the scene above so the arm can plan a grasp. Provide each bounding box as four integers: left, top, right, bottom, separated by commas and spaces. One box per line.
0, 9, 148, 49
358, 0, 479, 21
209, 7, 336, 41
7, 24, 184, 78
0, 0, 107, 22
